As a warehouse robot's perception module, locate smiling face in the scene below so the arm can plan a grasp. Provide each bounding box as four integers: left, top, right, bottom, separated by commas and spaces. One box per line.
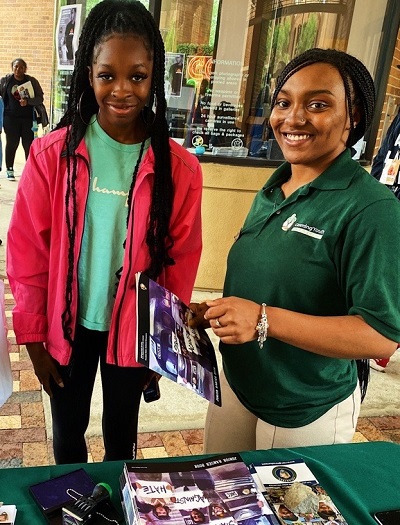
12, 60, 27, 81
89, 33, 153, 143
319, 502, 334, 513
278, 505, 297, 520
154, 505, 169, 518
269, 62, 359, 178
212, 505, 226, 517
191, 510, 205, 523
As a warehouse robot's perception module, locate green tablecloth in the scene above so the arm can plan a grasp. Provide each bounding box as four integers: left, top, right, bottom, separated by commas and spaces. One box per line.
0, 441, 399, 524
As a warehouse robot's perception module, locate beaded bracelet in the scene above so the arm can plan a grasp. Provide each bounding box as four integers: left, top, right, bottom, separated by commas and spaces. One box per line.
256, 303, 269, 349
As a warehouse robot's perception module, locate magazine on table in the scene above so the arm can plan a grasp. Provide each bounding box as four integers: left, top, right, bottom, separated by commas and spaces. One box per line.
249, 458, 348, 524
135, 272, 221, 406
120, 452, 280, 525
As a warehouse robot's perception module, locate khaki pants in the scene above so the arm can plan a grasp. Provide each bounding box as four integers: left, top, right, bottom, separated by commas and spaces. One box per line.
204, 368, 361, 453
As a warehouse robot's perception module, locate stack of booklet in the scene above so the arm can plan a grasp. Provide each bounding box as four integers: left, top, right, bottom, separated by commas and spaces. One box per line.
120, 453, 280, 525
119, 453, 349, 525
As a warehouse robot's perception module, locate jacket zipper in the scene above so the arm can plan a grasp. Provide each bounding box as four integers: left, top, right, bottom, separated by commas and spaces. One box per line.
112, 205, 135, 365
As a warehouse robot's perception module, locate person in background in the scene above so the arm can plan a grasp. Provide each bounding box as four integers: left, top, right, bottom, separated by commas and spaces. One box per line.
169, 54, 184, 96
190, 48, 400, 453
0, 94, 3, 244
0, 58, 44, 180
7, 0, 202, 464
370, 109, 400, 200
0, 94, 3, 172
370, 76, 400, 372
64, 7, 77, 61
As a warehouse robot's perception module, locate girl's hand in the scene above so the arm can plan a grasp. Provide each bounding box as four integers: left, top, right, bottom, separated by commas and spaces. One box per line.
26, 343, 64, 397
188, 302, 210, 329
143, 370, 161, 391
204, 297, 260, 344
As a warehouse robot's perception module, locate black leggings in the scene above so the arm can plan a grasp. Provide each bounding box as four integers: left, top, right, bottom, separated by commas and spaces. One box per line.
3, 115, 34, 169
50, 325, 147, 464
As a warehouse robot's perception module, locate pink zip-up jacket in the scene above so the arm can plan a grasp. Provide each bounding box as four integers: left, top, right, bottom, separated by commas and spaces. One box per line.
7, 128, 203, 367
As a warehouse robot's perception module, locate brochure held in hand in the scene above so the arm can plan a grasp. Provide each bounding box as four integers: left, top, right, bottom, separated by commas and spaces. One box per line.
135, 272, 221, 406
15, 80, 35, 100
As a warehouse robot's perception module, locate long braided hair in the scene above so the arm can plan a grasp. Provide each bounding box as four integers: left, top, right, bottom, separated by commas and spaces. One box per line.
271, 48, 376, 401
270, 48, 376, 148
56, 0, 173, 344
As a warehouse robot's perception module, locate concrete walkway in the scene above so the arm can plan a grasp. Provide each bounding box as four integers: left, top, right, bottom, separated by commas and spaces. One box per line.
0, 145, 26, 274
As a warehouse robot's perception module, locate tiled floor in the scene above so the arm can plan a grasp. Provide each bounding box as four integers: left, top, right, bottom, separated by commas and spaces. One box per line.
1, 277, 399, 469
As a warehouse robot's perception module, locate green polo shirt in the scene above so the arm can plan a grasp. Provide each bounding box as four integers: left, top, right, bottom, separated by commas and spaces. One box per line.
221, 149, 400, 428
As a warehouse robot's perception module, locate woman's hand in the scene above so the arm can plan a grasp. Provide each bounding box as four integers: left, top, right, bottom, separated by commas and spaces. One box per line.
203, 297, 260, 344
26, 342, 64, 398
19, 99, 28, 107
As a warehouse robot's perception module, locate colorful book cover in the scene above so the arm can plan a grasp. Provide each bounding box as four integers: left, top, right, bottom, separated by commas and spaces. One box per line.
136, 272, 221, 406
121, 453, 280, 525
249, 459, 348, 524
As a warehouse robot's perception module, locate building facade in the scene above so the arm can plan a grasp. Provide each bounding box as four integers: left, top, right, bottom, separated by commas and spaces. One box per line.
1, 0, 399, 289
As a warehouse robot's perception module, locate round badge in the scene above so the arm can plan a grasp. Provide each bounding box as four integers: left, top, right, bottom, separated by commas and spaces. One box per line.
192, 135, 204, 147
231, 137, 244, 149
272, 466, 297, 482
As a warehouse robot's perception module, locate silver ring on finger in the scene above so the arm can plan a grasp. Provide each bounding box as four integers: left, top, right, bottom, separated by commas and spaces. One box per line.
215, 318, 221, 328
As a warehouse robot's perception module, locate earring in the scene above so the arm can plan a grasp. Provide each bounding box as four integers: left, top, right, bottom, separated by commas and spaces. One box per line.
77, 88, 96, 126
141, 105, 156, 128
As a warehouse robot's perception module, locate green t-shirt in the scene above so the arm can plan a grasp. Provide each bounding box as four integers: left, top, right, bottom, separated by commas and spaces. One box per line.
222, 149, 400, 428
78, 116, 150, 331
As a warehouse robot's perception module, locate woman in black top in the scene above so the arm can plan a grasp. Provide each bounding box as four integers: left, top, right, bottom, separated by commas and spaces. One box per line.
0, 58, 44, 180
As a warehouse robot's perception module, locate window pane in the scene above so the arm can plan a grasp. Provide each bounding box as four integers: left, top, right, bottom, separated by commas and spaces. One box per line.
160, 0, 388, 161
52, 0, 149, 124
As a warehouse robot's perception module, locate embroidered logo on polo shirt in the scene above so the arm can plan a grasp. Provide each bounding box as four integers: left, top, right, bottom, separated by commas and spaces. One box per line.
292, 222, 325, 239
281, 214, 325, 239
282, 213, 297, 231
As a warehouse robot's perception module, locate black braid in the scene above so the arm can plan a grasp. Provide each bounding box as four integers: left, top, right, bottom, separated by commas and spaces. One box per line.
270, 48, 376, 147
270, 48, 375, 400
55, 0, 173, 344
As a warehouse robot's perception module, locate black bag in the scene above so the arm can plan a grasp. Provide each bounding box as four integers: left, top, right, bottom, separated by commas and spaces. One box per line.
34, 103, 49, 127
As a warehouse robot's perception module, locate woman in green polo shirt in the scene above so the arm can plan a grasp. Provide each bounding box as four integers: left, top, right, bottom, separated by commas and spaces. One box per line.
191, 48, 400, 452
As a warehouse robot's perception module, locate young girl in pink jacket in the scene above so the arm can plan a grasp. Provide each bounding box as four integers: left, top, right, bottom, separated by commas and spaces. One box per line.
7, 0, 203, 464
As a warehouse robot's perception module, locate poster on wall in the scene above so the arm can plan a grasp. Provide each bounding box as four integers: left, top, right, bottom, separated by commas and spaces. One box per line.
165, 52, 185, 98
56, 4, 82, 70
